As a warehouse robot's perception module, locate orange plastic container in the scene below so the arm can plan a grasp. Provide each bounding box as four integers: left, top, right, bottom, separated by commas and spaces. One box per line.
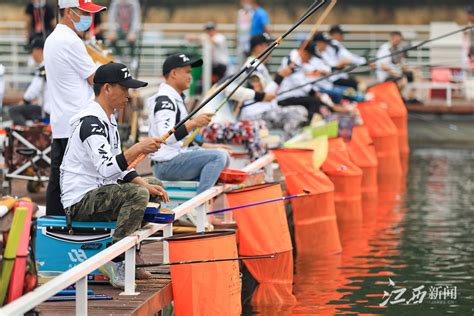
218, 169, 248, 184
273, 149, 342, 255
356, 101, 402, 206
168, 231, 241, 316
225, 183, 296, 308
368, 82, 410, 162
347, 125, 378, 220
321, 138, 363, 224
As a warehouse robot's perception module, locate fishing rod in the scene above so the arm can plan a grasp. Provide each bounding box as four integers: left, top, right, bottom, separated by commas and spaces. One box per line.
136, 254, 275, 268
183, 0, 337, 146
127, 0, 328, 169
300, 0, 337, 52
243, 26, 474, 108
207, 190, 311, 215
182, 48, 276, 146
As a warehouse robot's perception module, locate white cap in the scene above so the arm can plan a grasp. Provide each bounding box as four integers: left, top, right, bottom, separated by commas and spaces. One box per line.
58, 0, 106, 12
58, 0, 79, 9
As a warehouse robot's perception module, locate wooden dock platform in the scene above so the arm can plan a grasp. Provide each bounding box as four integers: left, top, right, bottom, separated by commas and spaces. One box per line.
36, 242, 173, 315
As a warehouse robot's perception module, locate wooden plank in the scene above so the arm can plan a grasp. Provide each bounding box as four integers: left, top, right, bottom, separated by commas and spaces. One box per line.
36, 242, 172, 315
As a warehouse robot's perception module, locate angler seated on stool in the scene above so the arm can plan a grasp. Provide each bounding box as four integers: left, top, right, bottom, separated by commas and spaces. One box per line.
60, 63, 169, 289
147, 53, 231, 197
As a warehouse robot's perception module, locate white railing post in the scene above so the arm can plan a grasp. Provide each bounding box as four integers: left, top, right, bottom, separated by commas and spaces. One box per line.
121, 246, 139, 296
12, 40, 19, 90
447, 84, 452, 107
264, 163, 274, 182
196, 203, 208, 233
76, 276, 88, 316
202, 37, 212, 95
163, 223, 173, 263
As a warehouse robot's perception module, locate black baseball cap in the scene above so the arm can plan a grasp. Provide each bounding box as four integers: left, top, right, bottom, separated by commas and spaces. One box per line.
313, 32, 331, 43
162, 53, 203, 76
250, 33, 273, 51
204, 21, 216, 30
94, 62, 148, 88
329, 25, 347, 35
301, 40, 316, 56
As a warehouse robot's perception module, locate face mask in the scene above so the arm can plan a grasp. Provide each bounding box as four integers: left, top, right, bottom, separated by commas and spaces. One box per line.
244, 4, 252, 10
33, 0, 46, 8
70, 9, 93, 32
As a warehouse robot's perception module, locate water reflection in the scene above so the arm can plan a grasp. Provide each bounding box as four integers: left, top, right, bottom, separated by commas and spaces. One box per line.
253, 148, 473, 314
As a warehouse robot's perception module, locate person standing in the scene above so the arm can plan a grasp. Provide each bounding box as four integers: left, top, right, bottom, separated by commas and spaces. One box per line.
107, 0, 141, 66
249, 0, 270, 37
236, 0, 254, 65
24, 0, 56, 44
204, 22, 229, 83
44, 0, 106, 215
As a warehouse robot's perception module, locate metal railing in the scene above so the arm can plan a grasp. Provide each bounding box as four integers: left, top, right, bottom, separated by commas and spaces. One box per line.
0, 22, 432, 89
0, 152, 276, 315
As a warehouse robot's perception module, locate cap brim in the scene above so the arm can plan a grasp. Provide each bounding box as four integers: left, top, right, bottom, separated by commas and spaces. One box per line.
78, 3, 107, 13
120, 78, 148, 89
188, 59, 203, 68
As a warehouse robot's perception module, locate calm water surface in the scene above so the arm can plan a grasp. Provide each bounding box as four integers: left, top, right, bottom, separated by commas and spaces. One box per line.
253, 147, 474, 315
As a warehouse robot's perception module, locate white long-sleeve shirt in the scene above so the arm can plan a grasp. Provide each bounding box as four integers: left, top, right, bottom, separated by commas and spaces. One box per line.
23, 63, 50, 114
278, 49, 332, 100
60, 101, 137, 208
147, 83, 193, 162
318, 40, 367, 82
376, 42, 403, 82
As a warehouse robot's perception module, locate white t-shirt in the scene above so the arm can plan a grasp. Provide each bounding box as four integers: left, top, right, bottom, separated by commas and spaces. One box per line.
211, 33, 229, 66
44, 24, 96, 138
376, 42, 402, 82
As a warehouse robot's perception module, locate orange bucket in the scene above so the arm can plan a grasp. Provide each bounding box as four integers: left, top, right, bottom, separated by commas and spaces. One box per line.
168, 231, 241, 316
356, 102, 402, 177
218, 169, 248, 184
225, 183, 296, 307
225, 183, 292, 255
321, 138, 363, 224
347, 125, 378, 220
273, 149, 342, 255
356, 101, 402, 206
368, 82, 410, 160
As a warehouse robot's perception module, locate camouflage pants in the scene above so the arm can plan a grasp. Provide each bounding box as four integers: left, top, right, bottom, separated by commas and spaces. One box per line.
70, 177, 162, 243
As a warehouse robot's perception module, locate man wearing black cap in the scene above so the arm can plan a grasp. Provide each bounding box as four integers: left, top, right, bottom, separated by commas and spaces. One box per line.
147, 53, 230, 195
61, 62, 169, 288
327, 26, 366, 90
9, 37, 49, 125
314, 31, 364, 91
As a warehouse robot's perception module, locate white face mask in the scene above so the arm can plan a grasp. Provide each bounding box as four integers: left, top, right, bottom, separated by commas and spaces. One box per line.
33, 0, 46, 8
244, 4, 252, 10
